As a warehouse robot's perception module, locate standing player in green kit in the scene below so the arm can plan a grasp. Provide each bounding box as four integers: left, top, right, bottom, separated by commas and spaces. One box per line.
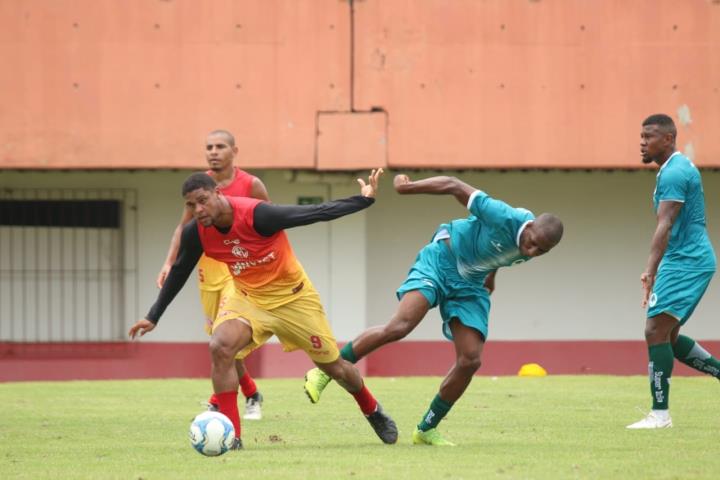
627, 114, 719, 429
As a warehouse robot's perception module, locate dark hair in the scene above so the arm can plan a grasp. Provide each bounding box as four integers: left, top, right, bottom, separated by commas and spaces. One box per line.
642, 114, 677, 138
207, 129, 236, 147
182, 172, 217, 196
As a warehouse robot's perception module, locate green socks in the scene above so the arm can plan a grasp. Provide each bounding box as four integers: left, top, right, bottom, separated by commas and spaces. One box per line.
673, 335, 720, 378
648, 343, 674, 410
418, 394, 454, 432
340, 342, 357, 364
645, 337, 719, 412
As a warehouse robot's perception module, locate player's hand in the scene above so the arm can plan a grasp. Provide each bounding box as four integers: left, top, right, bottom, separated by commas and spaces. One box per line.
357, 168, 384, 198
156, 263, 171, 289
640, 272, 655, 308
393, 174, 411, 192
128, 319, 156, 339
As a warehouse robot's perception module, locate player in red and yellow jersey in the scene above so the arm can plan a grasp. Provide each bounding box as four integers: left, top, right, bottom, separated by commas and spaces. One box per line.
129, 169, 397, 450
156, 130, 268, 420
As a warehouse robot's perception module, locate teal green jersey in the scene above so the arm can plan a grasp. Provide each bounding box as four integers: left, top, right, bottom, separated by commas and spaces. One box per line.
653, 152, 716, 272
437, 190, 534, 283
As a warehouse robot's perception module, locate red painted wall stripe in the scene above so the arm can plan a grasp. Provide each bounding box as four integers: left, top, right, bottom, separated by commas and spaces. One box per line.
1, 341, 718, 382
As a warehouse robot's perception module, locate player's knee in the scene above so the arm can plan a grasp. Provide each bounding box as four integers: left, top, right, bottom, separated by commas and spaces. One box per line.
209, 337, 235, 364
644, 322, 668, 343
456, 353, 482, 373
643, 325, 656, 342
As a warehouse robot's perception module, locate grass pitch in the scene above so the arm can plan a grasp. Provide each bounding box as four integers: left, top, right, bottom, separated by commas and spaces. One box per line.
1, 376, 718, 479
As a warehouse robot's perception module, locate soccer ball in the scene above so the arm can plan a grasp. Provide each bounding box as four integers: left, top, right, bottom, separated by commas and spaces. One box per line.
189, 411, 235, 456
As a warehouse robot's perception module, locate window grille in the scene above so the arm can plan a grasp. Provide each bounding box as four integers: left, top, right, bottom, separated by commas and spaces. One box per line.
0, 189, 138, 342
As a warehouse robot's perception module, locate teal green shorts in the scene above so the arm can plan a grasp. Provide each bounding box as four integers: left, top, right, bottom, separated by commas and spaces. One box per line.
396, 240, 490, 340
647, 268, 714, 324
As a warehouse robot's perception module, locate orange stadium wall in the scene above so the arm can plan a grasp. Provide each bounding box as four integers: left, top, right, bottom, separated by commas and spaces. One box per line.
2, 2, 720, 381
1, 0, 719, 170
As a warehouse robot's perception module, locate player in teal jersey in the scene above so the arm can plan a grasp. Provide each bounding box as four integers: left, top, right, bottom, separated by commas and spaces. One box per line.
627, 114, 719, 429
304, 174, 563, 445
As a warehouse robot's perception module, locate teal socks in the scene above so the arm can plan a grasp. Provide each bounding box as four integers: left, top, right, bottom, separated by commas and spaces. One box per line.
648, 343, 674, 410
340, 342, 357, 364
673, 335, 720, 378
418, 394, 454, 432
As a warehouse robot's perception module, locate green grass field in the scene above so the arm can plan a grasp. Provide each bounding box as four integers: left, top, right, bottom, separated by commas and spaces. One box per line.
1, 376, 718, 479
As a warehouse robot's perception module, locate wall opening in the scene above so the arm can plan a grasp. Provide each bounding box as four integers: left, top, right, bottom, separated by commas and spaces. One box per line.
0, 189, 138, 343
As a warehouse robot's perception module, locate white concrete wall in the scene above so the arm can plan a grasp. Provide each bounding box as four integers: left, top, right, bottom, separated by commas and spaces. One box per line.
1, 169, 718, 343
365, 170, 720, 341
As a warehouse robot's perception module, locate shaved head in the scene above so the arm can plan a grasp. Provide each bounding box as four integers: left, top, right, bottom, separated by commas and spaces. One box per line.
518, 212, 563, 257
534, 213, 564, 247
207, 129, 236, 147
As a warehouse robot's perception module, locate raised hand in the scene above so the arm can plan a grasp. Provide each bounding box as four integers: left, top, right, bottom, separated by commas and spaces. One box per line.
357, 168, 384, 198
393, 174, 411, 191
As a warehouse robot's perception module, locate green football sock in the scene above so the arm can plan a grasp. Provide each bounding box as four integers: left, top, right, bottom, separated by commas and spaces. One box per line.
340, 342, 357, 364
673, 335, 720, 378
648, 343, 674, 410
418, 394, 454, 432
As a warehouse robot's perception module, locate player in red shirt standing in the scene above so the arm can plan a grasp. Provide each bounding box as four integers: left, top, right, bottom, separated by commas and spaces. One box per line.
130, 169, 397, 449
156, 130, 267, 420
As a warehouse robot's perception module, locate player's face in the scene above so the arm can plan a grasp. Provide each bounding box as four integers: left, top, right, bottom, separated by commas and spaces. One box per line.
205, 134, 237, 172
185, 188, 221, 226
519, 224, 556, 258
640, 125, 671, 165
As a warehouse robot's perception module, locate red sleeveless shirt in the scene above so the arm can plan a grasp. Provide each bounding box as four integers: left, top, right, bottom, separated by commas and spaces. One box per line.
196, 196, 306, 309
197, 167, 257, 290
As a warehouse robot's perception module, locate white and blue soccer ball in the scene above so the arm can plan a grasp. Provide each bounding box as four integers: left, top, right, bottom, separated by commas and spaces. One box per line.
189, 411, 235, 456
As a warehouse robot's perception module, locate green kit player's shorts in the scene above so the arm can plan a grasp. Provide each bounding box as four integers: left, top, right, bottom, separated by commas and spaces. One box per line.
647, 268, 714, 324
396, 240, 491, 340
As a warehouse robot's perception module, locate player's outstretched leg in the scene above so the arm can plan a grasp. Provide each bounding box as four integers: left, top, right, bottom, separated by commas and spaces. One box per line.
315, 358, 398, 444
672, 334, 720, 379
304, 292, 429, 404
412, 319, 483, 446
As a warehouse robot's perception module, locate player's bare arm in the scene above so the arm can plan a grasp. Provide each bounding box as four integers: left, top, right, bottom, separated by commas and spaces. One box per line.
641, 200, 683, 307
250, 177, 270, 202
393, 174, 475, 206
157, 206, 194, 288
